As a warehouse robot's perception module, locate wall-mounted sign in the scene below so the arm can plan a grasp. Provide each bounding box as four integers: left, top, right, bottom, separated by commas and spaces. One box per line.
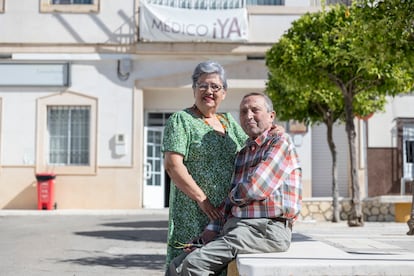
139, 2, 248, 42
0, 63, 70, 87
288, 120, 308, 134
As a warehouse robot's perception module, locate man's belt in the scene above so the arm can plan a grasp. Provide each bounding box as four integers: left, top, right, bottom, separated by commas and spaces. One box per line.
271, 217, 293, 230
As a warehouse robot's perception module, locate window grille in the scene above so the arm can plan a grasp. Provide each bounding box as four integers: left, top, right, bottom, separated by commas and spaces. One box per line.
52, 0, 93, 4
41, 0, 98, 13
47, 106, 90, 166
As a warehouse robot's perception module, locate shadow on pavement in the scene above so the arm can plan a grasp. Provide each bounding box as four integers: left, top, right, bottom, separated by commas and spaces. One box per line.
63, 220, 168, 271
292, 233, 314, 242
61, 254, 165, 269
74, 220, 168, 243
75, 228, 167, 242
101, 220, 168, 228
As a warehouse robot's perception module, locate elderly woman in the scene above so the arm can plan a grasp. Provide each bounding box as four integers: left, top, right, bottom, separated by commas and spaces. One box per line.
162, 61, 248, 267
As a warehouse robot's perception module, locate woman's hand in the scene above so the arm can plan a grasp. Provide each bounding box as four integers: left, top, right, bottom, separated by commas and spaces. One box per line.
197, 198, 222, 221
269, 124, 285, 136
164, 152, 222, 220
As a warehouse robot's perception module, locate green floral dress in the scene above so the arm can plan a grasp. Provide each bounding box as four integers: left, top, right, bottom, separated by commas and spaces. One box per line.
162, 108, 247, 267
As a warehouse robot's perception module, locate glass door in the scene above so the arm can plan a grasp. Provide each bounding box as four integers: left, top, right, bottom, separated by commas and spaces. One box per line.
402, 123, 414, 194
143, 127, 165, 208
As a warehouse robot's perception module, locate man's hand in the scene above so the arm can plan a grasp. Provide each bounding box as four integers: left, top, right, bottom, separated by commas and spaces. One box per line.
182, 229, 219, 253
200, 229, 218, 244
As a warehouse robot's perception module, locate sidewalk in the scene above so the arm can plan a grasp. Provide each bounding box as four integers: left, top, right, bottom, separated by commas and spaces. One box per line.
237, 220, 414, 276
1, 209, 413, 276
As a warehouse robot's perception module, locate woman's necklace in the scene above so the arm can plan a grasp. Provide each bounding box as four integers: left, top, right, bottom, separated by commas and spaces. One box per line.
191, 105, 227, 135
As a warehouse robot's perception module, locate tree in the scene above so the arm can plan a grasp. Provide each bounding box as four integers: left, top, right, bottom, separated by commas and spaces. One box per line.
267, 78, 350, 222
266, 8, 386, 223
266, 0, 414, 226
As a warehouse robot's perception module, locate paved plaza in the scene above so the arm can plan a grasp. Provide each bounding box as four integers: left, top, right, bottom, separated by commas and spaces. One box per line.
1, 209, 414, 275
0, 209, 168, 276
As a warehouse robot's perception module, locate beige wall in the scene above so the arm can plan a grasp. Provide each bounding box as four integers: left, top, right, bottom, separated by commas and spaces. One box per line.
0, 167, 141, 209
0, 80, 144, 210
0, 167, 38, 209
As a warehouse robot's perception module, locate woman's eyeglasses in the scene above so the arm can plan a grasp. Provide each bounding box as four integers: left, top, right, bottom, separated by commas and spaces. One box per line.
196, 83, 223, 93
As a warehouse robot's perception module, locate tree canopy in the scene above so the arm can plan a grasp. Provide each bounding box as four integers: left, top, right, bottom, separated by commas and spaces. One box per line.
266, 0, 414, 225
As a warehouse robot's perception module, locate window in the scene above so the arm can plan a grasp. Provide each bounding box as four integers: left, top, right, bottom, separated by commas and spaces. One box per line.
146, 112, 173, 126
246, 0, 284, 5
40, 0, 99, 13
52, 0, 93, 3
48, 106, 90, 166
37, 91, 97, 175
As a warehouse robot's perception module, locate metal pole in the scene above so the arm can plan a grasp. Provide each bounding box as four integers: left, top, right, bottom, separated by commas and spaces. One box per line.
407, 181, 414, 235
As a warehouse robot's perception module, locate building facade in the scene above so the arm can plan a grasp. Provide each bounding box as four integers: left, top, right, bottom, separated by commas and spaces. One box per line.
367, 96, 414, 196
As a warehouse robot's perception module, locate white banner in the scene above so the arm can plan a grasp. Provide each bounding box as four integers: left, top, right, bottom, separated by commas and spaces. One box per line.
139, 2, 249, 42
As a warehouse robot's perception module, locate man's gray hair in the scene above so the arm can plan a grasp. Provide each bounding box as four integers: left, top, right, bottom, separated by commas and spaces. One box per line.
242, 92, 274, 112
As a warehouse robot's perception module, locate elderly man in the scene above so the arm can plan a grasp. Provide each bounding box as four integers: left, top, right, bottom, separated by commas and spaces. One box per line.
168, 92, 302, 276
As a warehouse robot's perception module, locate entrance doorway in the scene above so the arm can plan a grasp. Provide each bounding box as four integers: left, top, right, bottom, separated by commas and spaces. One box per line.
399, 120, 414, 194
143, 127, 164, 208
143, 112, 173, 208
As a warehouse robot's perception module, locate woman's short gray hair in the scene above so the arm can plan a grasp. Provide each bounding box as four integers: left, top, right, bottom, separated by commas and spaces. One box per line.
191, 61, 228, 90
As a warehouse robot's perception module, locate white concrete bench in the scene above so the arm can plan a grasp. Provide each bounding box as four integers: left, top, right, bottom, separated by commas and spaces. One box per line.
228, 236, 414, 276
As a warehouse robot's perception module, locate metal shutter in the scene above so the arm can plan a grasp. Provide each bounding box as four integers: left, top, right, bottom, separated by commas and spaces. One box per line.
311, 123, 349, 197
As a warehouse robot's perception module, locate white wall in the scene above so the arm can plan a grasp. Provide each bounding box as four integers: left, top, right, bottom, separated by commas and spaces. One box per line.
0, 0, 135, 43
0, 58, 135, 167
368, 94, 414, 148
1, 90, 43, 165
286, 0, 315, 7
248, 14, 301, 43
0, 0, 320, 45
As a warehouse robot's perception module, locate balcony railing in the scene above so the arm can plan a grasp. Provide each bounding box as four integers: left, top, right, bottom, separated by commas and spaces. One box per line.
143, 0, 351, 9
143, 0, 285, 9
311, 0, 352, 5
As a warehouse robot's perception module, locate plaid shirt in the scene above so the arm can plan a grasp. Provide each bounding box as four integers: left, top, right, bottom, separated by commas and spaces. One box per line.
207, 130, 302, 232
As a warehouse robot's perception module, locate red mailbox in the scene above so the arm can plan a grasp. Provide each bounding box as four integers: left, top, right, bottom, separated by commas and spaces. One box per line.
36, 173, 56, 210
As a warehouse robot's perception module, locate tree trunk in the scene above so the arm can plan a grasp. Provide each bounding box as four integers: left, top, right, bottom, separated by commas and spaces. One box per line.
343, 91, 364, 227
326, 121, 340, 222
